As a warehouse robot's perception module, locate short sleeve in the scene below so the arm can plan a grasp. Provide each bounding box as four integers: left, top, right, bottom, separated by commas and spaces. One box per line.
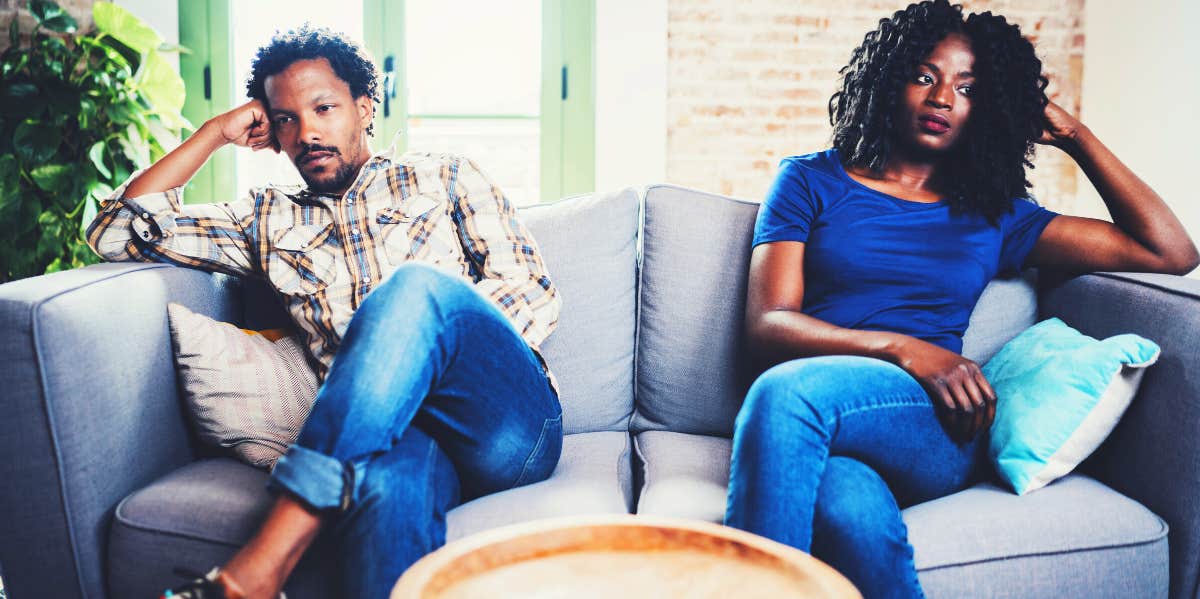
753, 159, 819, 246
998, 198, 1059, 273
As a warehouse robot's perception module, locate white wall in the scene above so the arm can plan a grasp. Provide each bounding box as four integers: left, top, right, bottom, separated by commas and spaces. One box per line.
1081, 0, 1200, 276
594, 0, 668, 192
115, 0, 178, 69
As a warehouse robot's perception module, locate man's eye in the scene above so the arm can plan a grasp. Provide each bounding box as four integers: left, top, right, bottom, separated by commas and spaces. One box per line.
959, 84, 974, 96
274, 116, 293, 125
317, 104, 334, 112
915, 73, 934, 85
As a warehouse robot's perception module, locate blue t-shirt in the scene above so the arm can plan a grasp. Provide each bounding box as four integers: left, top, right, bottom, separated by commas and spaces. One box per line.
753, 149, 1058, 355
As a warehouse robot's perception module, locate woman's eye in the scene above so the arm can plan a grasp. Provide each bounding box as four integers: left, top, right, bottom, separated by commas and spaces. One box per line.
317, 104, 334, 112
959, 85, 974, 96
915, 73, 934, 84
274, 116, 293, 125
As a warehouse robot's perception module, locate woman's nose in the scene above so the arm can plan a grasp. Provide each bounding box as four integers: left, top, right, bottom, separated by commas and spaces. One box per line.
927, 83, 953, 110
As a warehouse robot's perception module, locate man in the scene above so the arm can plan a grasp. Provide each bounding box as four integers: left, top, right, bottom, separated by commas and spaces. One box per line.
87, 26, 563, 599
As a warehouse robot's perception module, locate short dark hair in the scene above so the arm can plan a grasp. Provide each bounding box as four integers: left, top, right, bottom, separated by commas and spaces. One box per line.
828, 0, 1049, 222
246, 24, 381, 136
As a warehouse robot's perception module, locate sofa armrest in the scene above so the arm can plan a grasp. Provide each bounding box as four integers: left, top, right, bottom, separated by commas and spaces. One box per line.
0, 263, 241, 599
1039, 271, 1200, 599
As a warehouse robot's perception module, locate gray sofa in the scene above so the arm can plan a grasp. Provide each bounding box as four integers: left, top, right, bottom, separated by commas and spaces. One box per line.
2, 184, 1198, 598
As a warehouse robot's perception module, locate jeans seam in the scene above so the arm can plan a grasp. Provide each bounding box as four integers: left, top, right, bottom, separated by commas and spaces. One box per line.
421, 436, 438, 533
836, 397, 932, 421
513, 414, 560, 488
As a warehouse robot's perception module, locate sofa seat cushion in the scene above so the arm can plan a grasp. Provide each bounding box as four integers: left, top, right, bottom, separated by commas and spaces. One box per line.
633, 431, 1168, 598
447, 430, 633, 541
108, 432, 632, 598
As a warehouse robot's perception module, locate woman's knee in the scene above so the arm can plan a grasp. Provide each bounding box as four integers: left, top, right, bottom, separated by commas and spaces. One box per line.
737, 358, 847, 432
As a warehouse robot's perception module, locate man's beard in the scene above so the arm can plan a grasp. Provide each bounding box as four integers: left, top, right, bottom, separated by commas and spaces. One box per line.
296, 142, 361, 194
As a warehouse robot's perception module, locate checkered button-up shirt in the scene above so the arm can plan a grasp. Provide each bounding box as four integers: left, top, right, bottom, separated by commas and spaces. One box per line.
86, 147, 562, 385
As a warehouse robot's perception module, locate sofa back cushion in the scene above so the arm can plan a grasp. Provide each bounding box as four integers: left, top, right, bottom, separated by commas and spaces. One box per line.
633, 184, 1040, 437
633, 186, 760, 435
238, 189, 639, 436
518, 189, 640, 434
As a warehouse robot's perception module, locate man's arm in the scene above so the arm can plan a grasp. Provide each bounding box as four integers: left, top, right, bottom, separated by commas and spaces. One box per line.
449, 156, 562, 350
85, 101, 278, 276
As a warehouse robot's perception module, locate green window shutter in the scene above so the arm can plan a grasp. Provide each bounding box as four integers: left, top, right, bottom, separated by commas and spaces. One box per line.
178, 0, 234, 205
363, 0, 408, 153
541, 0, 595, 202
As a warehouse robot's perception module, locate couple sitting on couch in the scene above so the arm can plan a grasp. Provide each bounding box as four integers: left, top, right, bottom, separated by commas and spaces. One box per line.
86, 3, 1198, 598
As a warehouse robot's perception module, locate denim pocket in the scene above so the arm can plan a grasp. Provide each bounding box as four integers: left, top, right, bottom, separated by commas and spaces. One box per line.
513, 413, 563, 488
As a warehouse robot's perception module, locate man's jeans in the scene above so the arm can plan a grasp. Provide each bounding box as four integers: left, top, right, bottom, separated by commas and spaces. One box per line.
269, 264, 563, 599
725, 356, 985, 599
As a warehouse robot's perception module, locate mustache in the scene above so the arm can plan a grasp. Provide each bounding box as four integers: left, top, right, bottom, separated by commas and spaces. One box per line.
297, 144, 340, 164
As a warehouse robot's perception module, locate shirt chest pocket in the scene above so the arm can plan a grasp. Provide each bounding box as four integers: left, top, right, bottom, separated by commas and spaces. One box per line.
375, 192, 455, 265
269, 224, 338, 296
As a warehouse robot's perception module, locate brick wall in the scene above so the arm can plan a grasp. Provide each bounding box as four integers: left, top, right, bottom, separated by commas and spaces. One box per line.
667, 0, 1086, 212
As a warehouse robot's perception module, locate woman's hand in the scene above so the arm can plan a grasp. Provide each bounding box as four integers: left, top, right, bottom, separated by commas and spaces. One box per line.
1035, 100, 1084, 148
888, 335, 997, 443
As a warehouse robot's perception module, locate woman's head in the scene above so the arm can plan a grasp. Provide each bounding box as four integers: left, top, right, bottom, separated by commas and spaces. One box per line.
829, 0, 1048, 220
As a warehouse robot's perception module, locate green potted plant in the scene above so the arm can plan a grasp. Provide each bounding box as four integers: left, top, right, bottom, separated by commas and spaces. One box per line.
0, 0, 189, 281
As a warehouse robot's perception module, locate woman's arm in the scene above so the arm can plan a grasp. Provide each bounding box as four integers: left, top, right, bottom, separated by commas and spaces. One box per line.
1026, 102, 1199, 274
747, 241, 996, 441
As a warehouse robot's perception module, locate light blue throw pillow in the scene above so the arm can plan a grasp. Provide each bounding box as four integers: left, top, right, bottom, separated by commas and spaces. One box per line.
983, 317, 1160, 495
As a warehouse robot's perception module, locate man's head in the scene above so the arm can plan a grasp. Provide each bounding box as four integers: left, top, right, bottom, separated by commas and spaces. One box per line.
246, 26, 380, 195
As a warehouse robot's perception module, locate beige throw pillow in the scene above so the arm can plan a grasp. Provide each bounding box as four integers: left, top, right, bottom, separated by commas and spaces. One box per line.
166, 303, 318, 469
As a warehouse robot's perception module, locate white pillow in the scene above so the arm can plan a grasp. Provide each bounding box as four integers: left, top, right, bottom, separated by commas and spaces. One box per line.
166, 303, 318, 469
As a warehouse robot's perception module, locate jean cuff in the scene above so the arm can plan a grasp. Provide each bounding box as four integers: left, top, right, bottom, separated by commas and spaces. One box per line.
268, 444, 352, 512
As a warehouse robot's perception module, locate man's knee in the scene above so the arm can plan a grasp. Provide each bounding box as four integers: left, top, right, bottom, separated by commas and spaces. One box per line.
362, 263, 476, 318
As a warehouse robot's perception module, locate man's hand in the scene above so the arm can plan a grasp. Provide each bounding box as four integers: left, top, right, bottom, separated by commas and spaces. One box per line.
889, 335, 997, 443
211, 100, 278, 153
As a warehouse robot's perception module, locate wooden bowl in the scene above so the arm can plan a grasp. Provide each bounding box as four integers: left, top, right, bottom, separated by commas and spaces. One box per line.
391, 514, 861, 598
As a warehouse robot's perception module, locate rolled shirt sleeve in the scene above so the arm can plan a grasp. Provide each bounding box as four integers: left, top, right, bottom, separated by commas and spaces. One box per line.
85, 170, 259, 277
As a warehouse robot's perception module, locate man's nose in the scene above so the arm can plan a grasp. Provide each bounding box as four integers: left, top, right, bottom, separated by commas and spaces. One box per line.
297, 115, 321, 144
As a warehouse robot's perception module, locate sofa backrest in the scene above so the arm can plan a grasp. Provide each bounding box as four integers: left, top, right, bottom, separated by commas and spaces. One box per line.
520, 189, 640, 435
632, 184, 1040, 437
633, 185, 760, 436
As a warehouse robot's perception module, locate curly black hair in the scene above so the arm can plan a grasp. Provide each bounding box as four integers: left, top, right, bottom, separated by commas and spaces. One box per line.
828, 0, 1048, 222
246, 24, 381, 136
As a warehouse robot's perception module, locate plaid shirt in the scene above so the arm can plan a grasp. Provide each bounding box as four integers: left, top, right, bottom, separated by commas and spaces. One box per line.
86, 148, 561, 385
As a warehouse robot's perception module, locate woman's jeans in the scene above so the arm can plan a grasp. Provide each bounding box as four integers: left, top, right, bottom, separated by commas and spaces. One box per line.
725, 356, 985, 599
268, 264, 563, 599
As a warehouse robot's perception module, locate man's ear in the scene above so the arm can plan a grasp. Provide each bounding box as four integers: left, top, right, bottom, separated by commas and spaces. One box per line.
356, 95, 374, 131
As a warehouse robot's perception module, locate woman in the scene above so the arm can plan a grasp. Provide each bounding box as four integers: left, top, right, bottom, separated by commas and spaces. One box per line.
724, 1, 1197, 597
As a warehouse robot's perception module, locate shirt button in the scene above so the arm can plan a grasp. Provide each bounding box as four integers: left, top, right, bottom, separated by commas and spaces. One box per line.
351, 228, 361, 236
141, 212, 149, 219
363, 275, 372, 283
346, 198, 354, 204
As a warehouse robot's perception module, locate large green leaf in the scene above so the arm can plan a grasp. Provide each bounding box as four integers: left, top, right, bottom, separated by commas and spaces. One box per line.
29, 0, 78, 34
136, 50, 185, 115
92, 2, 161, 54
88, 140, 112, 178
13, 120, 58, 165
30, 163, 72, 193
0, 81, 41, 118
0, 155, 19, 211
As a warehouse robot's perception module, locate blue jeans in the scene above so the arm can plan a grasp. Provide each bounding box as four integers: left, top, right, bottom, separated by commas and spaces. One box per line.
268, 264, 562, 599
724, 356, 985, 599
